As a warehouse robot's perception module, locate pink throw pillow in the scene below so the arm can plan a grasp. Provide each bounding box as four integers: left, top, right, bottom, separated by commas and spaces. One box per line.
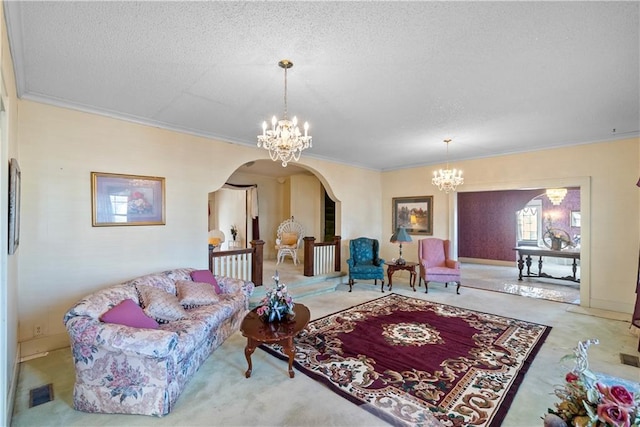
100, 299, 159, 329
190, 270, 221, 294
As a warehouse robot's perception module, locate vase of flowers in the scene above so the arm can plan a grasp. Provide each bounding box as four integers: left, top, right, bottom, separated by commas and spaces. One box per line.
545, 339, 640, 427
230, 225, 238, 241
256, 272, 295, 323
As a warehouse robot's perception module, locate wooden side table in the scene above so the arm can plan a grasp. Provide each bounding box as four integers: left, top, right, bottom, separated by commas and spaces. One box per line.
240, 303, 310, 378
385, 261, 418, 292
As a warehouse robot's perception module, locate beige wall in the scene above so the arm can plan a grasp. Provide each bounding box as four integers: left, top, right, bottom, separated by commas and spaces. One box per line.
382, 138, 639, 314
16, 99, 382, 356
1, 1, 20, 422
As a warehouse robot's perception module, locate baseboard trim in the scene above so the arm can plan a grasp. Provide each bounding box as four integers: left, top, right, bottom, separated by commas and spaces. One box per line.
6, 345, 20, 426
459, 258, 514, 267
19, 333, 69, 358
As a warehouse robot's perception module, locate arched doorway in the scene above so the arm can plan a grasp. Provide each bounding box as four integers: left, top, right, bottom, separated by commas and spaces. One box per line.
208, 160, 342, 283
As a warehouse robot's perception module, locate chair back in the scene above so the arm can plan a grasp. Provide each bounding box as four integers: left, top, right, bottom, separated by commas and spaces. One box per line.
350, 237, 379, 265
418, 238, 450, 268
276, 217, 304, 248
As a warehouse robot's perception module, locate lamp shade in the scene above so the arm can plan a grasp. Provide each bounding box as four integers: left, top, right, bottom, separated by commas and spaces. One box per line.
390, 227, 412, 243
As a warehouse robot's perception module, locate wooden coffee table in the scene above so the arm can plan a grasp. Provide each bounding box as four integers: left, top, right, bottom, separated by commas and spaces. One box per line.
240, 303, 310, 378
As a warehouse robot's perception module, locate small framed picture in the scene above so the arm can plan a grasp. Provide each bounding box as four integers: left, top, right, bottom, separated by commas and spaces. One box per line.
570, 211, 581, 227
91, 172, 165, 226
392, 196, 433, 235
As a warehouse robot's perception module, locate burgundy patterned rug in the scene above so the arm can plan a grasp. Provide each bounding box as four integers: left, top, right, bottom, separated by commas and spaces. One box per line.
260, 293, 551, 427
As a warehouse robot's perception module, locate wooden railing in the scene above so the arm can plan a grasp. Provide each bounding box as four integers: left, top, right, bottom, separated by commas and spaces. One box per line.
303, 236, 341, 277
209, 240, 264, 286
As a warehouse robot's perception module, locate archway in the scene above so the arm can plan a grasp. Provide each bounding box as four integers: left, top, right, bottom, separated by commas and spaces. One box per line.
453, 177, 590, 307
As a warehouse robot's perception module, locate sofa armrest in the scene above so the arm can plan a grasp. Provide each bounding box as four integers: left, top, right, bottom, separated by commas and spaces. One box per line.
216, 276, 254, 299
66, 316, 178, 361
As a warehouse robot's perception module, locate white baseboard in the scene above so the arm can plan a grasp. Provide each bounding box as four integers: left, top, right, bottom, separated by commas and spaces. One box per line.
6, 345, 19, 427
19, 333, 69, 358
459, 257, 514, 267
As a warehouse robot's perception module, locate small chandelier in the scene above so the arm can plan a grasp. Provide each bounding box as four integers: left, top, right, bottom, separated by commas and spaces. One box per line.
257, 59, 312, 167
432, 139, 464, 193
546, 188, 567, 205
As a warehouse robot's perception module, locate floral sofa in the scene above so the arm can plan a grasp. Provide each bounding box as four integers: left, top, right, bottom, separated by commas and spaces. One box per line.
63, 268, 254, 416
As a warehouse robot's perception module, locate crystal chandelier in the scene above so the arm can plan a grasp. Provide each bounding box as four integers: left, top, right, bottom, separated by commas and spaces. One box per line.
546, 188, 567, 205
257, 59, 312, 167
432, 139, 464, 193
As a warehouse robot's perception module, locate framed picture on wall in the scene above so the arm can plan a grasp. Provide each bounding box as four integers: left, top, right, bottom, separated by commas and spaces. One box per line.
392, 196, 433, 235
571, 210, 581, 227
91, 172, 165, 226
8, 158, 21, 254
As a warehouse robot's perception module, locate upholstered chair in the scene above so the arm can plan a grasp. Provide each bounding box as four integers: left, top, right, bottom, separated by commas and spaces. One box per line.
346, 237, 385, 292
418, 238, 461, 294
275, 217, 304, 265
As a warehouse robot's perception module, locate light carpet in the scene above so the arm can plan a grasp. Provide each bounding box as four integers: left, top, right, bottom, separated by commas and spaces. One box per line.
260, 293, 551, 427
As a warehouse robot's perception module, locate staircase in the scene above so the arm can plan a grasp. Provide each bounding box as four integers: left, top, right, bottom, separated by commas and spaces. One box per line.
249, 272, 345, 309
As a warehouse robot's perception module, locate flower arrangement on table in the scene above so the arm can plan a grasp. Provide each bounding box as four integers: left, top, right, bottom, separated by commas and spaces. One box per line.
545, 339, 640, 427
230, 225, 238, 241
256, 272, 295, 323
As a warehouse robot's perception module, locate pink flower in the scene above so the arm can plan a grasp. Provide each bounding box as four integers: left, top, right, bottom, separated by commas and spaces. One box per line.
598, 383, 636, 408
565, 372, 579, 383
256, 306, 267, 316
597, 402, 631, 427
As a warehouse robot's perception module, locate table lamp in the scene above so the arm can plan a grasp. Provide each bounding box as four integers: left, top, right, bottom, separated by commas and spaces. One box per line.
390, 227, 412, 265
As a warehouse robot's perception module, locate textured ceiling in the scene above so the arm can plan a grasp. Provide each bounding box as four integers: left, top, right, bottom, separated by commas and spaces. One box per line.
4, 1, 639, 171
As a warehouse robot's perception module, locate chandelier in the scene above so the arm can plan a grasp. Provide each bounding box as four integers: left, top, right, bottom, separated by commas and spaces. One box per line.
432, 139, 464, 193
546, 188, 567, 205
257, 59, 312, 167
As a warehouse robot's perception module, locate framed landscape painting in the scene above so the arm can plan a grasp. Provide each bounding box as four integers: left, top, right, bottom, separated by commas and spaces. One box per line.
392, 196, 433, 235
91, 172, 165, 226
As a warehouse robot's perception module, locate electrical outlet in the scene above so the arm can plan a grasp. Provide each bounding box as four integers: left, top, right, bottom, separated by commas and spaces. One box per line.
34, 324, 43, 337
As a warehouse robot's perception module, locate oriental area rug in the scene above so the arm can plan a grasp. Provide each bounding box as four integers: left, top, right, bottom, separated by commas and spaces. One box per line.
260, 293, 551, 427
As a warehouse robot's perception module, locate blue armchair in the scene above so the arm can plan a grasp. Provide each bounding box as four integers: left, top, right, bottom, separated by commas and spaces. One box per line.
346, 237, 385, 292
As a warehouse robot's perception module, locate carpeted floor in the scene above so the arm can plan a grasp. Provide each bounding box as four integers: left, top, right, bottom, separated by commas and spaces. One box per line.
11, 273, 637, 426
261, 293, 551, 427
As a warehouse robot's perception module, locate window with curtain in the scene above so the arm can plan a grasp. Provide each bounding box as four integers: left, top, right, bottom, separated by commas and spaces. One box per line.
516, 200, 542, 244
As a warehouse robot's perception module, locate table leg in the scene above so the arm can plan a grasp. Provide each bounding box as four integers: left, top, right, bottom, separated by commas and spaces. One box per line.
517, 254, 524, 280
244, 338, 256, 378
410, 268, 416, 291
572, 258, 578, 281
525, 255, 532, 276
386, 268, 393, 292
281, 337, 296, 378
537, 256, 543, 276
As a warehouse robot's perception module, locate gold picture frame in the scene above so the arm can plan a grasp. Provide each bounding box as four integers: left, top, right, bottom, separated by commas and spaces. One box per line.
392, 196, 433, 235
91, 172, 165, 226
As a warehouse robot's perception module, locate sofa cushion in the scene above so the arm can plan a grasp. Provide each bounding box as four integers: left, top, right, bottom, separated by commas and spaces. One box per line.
190, 269, 221, 294
137, 285, 187, 323
100, 299, 159, 329
176, 280, 220, 308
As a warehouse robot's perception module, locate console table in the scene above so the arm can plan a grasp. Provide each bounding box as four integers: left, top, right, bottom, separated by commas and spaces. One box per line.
513, 246, 580, 283
385, 261, 418, 292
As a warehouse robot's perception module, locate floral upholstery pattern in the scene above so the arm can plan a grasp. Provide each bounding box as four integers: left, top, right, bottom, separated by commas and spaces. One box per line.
63, 268, 254, 416
346, 237, 385, 292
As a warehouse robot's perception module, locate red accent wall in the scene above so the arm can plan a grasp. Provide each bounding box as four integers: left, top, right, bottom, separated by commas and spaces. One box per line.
458, 188, 580, 262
